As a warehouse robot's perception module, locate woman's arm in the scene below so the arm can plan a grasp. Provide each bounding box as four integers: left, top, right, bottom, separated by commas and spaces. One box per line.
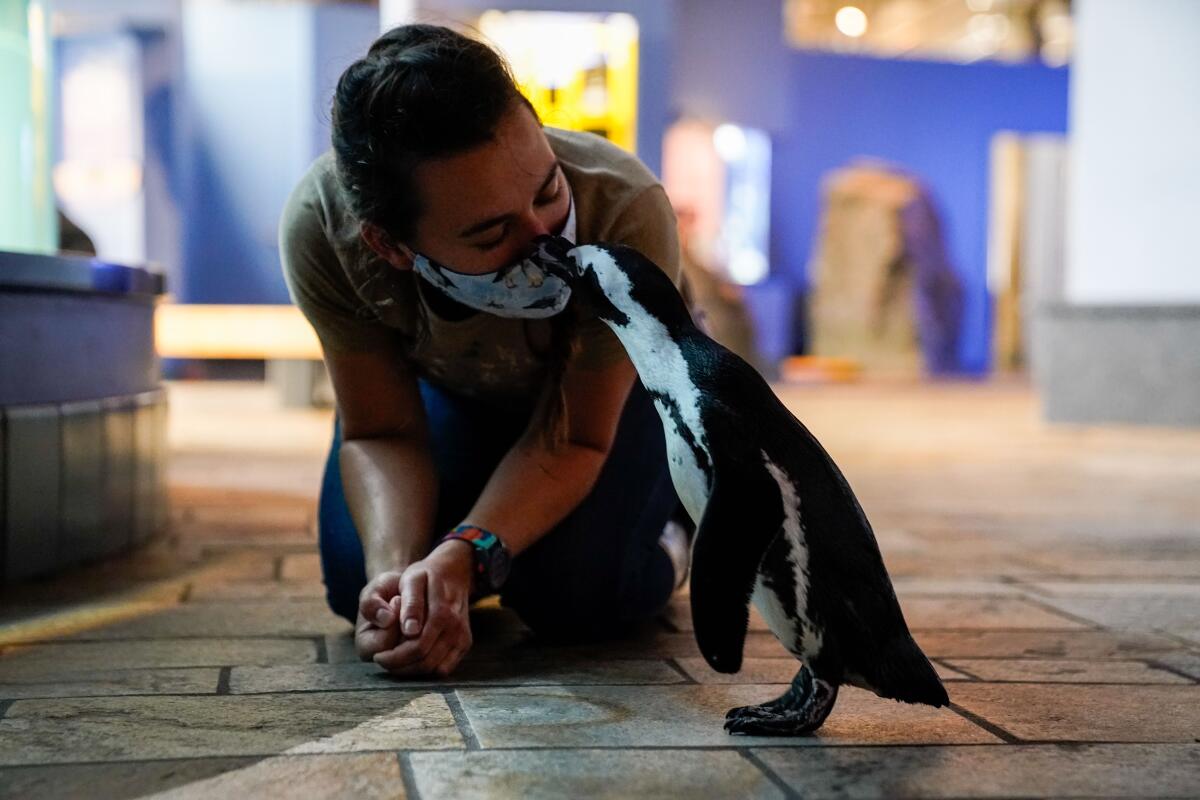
372, 354, 638, 676
460, 354, 638, 555
327, 346, 436, 575
322, 345, 447, 659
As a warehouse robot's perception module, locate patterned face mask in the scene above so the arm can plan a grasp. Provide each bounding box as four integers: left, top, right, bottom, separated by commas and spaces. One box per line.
410, 190, 577, 319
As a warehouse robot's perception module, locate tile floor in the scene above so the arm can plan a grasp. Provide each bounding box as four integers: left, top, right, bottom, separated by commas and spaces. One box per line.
1, 378, 1197, 799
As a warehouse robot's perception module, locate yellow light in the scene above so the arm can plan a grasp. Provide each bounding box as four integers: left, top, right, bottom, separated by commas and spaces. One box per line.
835, 6, 868, 38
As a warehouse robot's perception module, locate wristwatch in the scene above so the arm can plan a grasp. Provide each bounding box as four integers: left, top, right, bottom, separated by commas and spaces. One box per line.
438, 524, 512, 597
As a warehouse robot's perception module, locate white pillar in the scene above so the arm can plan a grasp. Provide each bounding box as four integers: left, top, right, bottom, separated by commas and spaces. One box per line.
1065, 0, 1200, 304
1034, 0, 1200, 426
380, 0, 417, 31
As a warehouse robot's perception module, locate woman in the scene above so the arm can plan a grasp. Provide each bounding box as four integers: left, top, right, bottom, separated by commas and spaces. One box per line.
279, 24, 690, 678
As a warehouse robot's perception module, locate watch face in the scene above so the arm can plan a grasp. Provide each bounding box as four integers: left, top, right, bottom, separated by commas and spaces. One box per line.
486, 544, 512, 589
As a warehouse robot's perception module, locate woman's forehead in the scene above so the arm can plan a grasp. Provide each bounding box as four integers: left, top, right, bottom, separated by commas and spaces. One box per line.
413, 106, 554, 232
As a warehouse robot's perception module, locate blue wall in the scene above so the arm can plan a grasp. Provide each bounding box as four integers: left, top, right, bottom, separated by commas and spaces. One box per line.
179, 2, 377, 305
771, 50, 1069, 373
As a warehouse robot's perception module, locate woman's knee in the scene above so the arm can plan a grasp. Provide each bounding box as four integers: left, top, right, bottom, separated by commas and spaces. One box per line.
501, 567, 673, 643
326, 587, 360, 626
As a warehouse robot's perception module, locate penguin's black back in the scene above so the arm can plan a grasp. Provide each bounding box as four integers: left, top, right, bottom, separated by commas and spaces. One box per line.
678, 331, 947, 707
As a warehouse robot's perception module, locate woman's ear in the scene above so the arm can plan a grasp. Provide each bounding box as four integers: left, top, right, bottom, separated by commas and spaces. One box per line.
360, 221, 415, 270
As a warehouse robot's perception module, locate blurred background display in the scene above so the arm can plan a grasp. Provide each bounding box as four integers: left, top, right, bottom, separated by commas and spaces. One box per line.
477, 10, 639, 153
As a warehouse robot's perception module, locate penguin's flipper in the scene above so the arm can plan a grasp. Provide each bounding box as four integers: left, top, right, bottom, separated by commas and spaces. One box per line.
689, 469, 784, 674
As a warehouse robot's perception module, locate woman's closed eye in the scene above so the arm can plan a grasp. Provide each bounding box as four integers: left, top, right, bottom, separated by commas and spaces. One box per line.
474, 184, 563, 251
476, 229, 508, 250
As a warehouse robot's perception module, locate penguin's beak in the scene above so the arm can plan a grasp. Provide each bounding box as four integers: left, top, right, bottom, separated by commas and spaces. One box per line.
532, 234, 579, 282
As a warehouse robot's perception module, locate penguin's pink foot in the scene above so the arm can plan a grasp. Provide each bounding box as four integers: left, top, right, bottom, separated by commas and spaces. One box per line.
723, 666, 838, 736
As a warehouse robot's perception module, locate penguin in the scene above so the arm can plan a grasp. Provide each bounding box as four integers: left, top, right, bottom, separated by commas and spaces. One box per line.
533, 235, 949, 736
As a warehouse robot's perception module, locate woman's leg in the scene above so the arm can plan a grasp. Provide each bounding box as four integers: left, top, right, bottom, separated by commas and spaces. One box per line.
500, 379, 679, 641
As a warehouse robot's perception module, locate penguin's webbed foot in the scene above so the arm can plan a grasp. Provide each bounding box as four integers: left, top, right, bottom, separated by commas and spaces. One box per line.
723, 665, 838, 737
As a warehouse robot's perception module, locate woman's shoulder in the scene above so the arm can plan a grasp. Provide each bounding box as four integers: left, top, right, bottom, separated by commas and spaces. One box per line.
282, 151, 363, 255
545, 127, 660, 197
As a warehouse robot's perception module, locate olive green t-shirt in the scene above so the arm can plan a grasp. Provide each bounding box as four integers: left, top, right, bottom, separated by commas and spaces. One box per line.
278, 127, 681, 399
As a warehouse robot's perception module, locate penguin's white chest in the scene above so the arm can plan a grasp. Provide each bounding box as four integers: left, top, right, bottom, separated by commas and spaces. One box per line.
653, 398, 711, 525
753, 454, 824, 659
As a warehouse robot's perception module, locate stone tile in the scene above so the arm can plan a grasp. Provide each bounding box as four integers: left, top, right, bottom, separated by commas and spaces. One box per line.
139, 753, 404, 800
675, 657, 970, 684
943, 658, 1192, 684
0, 638, 316, 677
0, 757, 261, 800
1025, 556, 1200, 579
0, 691, 460, 765
753, 743, 1200, 799
472, 631, 793, 662
889, 578, 1026, 597
0, 667, 220, 699
456, 685, 998, 748
1021, 580, 1200, 597
59, 600, 349, 640
897, 596, 1086, 630
0, 599, 179, 642
176, 502, 313, 532
178, 537, 318, 558
188, 581, 325, 602
1149, 650, 1200, 681
326, 631, 361, 664
229, 659, 685, 694
279, 553, 322, 581
1032, 594, 1200, 633
951, 683, 1200, 742
912, 629, 1180, 659
876, 551, 1050, 579
409, 749, 784, 800
188, 552, 279, 583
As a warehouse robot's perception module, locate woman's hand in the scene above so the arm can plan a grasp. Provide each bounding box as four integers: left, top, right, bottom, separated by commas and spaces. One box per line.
355, 570, 406, 662
371, 541, 475, 677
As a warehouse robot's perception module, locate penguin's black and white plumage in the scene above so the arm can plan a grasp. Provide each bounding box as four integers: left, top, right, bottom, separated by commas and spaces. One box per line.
535, 235, 948, 736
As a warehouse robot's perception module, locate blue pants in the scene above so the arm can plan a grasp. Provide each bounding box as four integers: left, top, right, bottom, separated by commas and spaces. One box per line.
318, 377, 680, 641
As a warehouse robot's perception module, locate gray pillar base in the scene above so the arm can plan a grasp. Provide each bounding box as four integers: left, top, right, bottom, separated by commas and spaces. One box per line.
1032, 304, 1200, 427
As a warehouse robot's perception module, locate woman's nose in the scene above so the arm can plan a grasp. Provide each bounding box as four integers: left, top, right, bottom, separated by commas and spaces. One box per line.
522, 212, 553, 239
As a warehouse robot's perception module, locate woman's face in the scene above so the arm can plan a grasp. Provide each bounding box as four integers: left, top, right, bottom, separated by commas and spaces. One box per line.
403, 102, 571, 275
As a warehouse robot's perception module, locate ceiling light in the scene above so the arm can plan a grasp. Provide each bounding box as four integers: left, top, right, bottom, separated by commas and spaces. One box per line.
835, 6, 868, 38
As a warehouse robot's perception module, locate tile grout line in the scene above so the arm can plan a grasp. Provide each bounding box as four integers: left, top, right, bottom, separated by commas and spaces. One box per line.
5, 676, 1198, 703
397, 751, 424, 800
215, 667, 232, 695
7, 743, 1198, 769
947, 702, 1021, 744
1016, 595, 1109, 630
935, 657, 983, 681
442, 689, 482, 750
663, 658, 697, 684
1142, 658, 1200, 685
736, 748, 798, 799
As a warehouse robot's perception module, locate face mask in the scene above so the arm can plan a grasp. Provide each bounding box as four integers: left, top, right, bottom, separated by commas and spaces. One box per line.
410, 190, 577, 319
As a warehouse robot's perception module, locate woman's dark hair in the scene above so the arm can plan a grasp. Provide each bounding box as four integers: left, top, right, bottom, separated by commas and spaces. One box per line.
332, 24, 577, 449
